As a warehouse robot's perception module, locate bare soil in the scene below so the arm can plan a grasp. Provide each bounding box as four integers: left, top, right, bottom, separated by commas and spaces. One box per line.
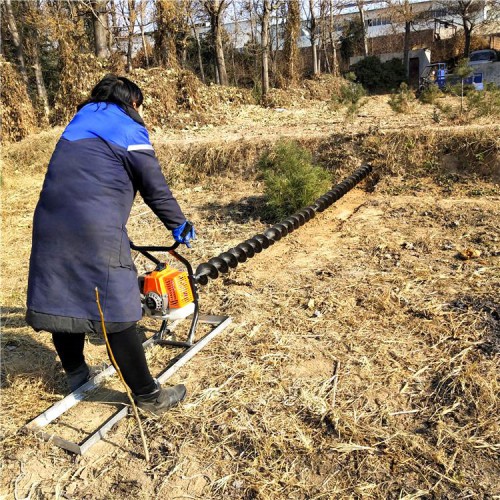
1, 95, 499, 499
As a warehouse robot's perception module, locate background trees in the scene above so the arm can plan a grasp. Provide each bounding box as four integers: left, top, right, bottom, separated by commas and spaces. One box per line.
384, 0, 420, 81
203, 0, 229, 85
436, 0, 499, 57
1, 0, 498, 133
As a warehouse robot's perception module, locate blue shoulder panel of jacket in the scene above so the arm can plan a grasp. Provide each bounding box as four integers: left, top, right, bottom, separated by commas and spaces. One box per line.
61, 102, 153, 152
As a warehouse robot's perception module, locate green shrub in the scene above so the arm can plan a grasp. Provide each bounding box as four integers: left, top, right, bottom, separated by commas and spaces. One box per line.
444, 82, 476, 96
419, 83, 441, 104
332, 80, 366, 108
345, 71, 357, 82
436, 101, 453, 114
382, 57, 407, 89
351, 56, 383, 91
352, 56, 406, 92
467, 86, 500, 117
484, 82, 498, 91
331, 77, 366, 117
434, 101, 462, 122
259, 141, 332, 220
388, 82, 415, 113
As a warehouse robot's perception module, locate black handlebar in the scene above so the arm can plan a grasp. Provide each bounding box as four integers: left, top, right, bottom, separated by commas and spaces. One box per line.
129, 241, 180, 267
130, 242, 180, 252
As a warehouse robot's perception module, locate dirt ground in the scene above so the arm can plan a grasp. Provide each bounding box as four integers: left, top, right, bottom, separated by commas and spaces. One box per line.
1, 95, 499, 499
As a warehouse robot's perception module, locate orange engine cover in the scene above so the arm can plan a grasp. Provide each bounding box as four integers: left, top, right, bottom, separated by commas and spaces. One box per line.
143, 265, 194, 309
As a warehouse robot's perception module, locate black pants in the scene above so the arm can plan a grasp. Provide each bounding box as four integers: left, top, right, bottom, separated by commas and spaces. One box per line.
52, 324, 156, 395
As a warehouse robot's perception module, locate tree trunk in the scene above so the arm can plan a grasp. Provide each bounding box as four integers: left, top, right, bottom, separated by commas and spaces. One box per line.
215, 63, 220, 84
127, 0, 136, 72
231, 44, 236, 84
461, 78, 464, 112
91, 0, 108, 59
357, 1, 368, 57
270, 8, 280, 77
4, 0, 28, 84
261, 1, 271, 97
212, 12, 228, 85
309, 0, 319, 75
249, 5, 256, 45
215, 25, 228, 85
204, 1, 228, 85
190, 16, 205, 83
23, 1, 50, 121
312, 42, 318, 75
318, 0, 330, 73
153, 0, 179, 68
140, 1, 149, 68
33, 45, 50, 122
248, 4, 260, 77
323, 45, 331, 73
403, 20, 411, 81
329, 0, 338, 75
463, 20, 472, 57
283, 0, 301, 84
108, 0, 115, 52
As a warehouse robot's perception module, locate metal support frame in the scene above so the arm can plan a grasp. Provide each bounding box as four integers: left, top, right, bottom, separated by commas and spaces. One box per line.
25, 314, 232, 455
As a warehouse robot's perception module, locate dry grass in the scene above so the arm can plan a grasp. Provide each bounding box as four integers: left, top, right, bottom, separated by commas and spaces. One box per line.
4, 114, 498, 193
48, 62, 255, 130
0, 58, 38, 142
1, 105, 499, 498
263, 75, 345, 108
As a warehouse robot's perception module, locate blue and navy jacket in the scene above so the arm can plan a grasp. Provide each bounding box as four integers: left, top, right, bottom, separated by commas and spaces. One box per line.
26, 103, 186, 332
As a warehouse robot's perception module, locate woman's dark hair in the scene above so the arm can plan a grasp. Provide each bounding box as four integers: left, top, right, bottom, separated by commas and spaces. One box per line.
77, 74, 143, 113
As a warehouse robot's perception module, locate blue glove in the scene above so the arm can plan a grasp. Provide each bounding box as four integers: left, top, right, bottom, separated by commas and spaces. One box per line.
172, 221, 196, 248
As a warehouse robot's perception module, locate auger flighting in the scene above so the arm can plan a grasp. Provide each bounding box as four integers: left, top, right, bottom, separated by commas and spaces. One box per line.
194, 164, 373, 285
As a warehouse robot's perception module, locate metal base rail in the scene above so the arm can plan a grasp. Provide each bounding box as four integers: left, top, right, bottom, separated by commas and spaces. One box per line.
25, 314, 232, 455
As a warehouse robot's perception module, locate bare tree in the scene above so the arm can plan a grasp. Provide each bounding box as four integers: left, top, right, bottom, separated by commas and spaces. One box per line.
3, 0, 29, 84
247, 0, 258, 46
154, 0, 179, 68
91, 0, 109, 58
437, 0, 490, 57
261, 1, 272, 94
247, 0, 260, 78
188, 6, 206, 82
385, 0, 418, 81
203, 0, 229, 85
327, 0, 340, 75
32, 44, 49, 120
355, 0, 368, 57
283, 0, 301, 84
175, 1, 192, 67
126, 0, 137, 72
3, 0, 50, 119
317, 0, 329, 73
138, 0, 150, 67
228, 0, 242, 84
306, 0, 320, 75
24, 1, 50, 120
270, 3, 282, 75
108, 1, 117, 53
258, 0, 283, 96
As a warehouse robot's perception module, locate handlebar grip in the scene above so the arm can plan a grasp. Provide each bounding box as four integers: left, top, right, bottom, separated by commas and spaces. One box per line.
179, 221, 194, 239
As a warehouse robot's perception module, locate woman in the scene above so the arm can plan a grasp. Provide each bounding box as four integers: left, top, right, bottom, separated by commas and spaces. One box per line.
26, 75, 195, 415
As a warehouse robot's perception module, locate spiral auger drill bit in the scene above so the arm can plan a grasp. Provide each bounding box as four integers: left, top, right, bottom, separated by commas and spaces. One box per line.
194, 164, 373, 286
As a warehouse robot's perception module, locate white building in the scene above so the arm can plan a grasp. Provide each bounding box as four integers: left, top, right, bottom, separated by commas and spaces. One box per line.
194, 0, 494, 52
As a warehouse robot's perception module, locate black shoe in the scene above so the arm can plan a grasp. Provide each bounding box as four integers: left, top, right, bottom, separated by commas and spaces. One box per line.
66, 363, 91, 392
134, 380, 187, 416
